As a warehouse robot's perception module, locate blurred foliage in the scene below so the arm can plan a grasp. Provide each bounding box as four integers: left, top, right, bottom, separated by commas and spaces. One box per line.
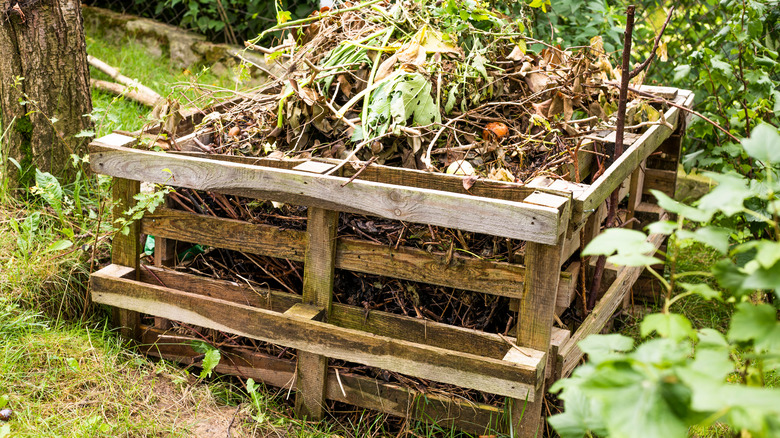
86, 0, 321, 43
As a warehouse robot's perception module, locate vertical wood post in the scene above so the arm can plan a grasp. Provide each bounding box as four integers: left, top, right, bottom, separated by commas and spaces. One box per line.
626, 158, 647, 226
154, 195, 175, 330
295, 207, 338, 420
111, 177, 141, 342
511, 194, 569, 438
512, 241, 565, 437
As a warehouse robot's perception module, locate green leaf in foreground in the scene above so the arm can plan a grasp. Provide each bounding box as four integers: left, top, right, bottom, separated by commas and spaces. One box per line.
742, 123, 780, 164
728, 303, 780, 353
199, 348, 221, 379
641, 313, 697, 341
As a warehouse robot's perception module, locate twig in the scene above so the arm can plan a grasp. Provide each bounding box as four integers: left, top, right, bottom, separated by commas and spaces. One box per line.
616, 84, 741, 144
226, 403, 241, 438
254, 0, 384, 41
628, 7, 674, 79
335, 368, 348, 397
90, 79, 160, 107
589, 5, 636, 311
341, 156, 377, 187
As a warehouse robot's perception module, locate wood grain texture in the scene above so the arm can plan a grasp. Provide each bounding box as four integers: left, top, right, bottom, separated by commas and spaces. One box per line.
514, 214, 566, 438
627, 159, 647, 220
141, 208, 574, 299
139, 327, 506, 434
136, 266, 510, 359
557, 230, 667, 378
90, 144, 562, 243
642, 168, 676, 197
171, 150, 539, 203
556, 262, 580, 316
111, 178, 141, 341
573, 91, 691, 222
141, 208, 307, 261
296, 207, 338, 419
91, 265, 543, 400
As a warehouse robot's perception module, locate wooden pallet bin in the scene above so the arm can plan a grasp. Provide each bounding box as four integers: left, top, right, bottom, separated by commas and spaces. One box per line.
89, 86, 693, 437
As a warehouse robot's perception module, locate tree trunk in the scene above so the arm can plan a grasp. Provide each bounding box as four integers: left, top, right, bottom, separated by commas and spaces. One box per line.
0, 0, 92, 190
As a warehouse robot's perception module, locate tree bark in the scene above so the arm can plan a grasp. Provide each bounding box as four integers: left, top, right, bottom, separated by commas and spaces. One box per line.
0, 0, 93, 190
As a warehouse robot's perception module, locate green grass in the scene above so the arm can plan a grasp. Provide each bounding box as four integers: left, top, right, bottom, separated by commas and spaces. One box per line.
85, 27, 239, 137
0, 297, 252, 437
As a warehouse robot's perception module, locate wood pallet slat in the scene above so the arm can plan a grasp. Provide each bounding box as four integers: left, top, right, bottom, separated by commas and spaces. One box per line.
91, 144, 566, 243
92, 264, 545, 400
140, 207, 575, 299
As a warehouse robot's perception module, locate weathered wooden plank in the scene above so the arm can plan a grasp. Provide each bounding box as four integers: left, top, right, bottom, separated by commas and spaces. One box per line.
337, 237, 530, 299
170, 150, 538, 203
557, 230, 667, 378
139, 327, 506, 434
556, 261, 580, 316
141, 208, 307, 261
90, 144, 563, 243
296, 207, 339, 419
284, 303, 326, 321
91, 265, 543, 400
111, 178, 142, 341
548, 327, 571, 384
152, 196, 176, 330
642, 168, 676, 198
627, 159, 647, 221
514, 197, 567, 438
141, 208, 577, 299
136, 266, 510, 359
574, 92, 688, 222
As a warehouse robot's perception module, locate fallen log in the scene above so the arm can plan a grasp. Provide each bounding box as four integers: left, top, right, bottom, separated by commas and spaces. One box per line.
88, 55, 161, 105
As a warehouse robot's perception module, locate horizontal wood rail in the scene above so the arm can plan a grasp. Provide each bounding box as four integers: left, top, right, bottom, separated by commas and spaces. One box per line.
140, 208, 575, 299
90, 143, 568, 244
572, 90, 694, 225
136, 265, 569, 361
92, 264, 545, 400
139, 327, 506, 434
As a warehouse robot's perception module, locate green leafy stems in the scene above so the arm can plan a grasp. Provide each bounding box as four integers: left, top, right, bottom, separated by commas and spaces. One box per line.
551, 123, 780, 438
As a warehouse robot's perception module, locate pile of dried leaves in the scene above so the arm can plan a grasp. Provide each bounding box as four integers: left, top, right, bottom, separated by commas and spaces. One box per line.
169, 0, 668, 184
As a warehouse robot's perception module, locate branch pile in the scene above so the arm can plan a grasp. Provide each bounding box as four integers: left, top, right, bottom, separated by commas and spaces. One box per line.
177, 0, 667, 183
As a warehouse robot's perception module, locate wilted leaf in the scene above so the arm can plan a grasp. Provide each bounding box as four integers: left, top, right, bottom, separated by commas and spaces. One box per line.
365, 73, 441, 138
487, 167, 515, 182
462, 175, 478, 190
507, 44, 526, 61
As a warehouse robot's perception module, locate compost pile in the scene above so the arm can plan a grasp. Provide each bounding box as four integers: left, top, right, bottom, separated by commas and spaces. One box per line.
151, 0, 669, 410
177, 0, 667, 183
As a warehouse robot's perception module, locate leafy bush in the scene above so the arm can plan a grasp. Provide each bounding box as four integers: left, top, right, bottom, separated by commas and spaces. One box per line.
87, 0, 320, 43
549, 124, 780, 438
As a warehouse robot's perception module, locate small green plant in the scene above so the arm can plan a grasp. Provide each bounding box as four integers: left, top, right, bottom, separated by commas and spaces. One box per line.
113, 184, 173, 236
190, 341, 221, 379
549, 124, 780, 438
246, 378, 271, 424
